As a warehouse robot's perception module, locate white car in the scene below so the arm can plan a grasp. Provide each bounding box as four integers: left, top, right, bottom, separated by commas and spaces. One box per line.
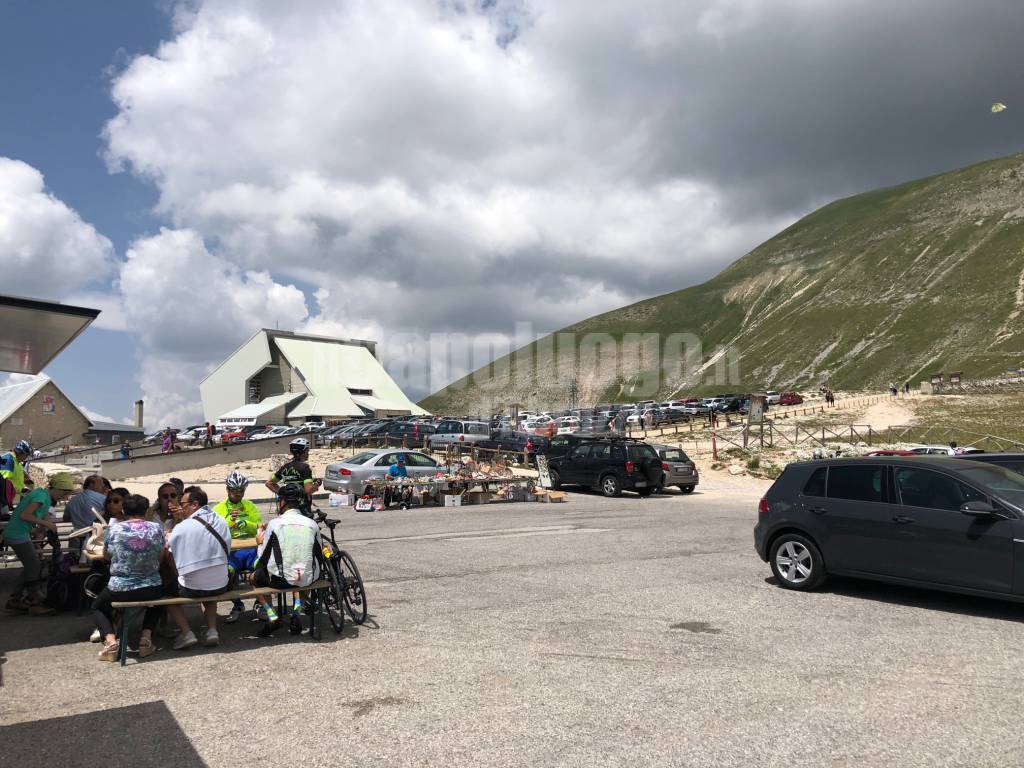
556, 416, 580, 434
297, 421, 326, 432
908, 445, 985, 455
764, 391, 781, 405
251, 425, 289, 440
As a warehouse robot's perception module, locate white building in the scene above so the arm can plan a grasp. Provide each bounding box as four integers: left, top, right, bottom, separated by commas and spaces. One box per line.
200, 329, 428, 426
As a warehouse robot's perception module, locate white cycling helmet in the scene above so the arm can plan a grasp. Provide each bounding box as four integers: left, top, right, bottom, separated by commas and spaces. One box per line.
289, 437, 310, 455
225, 470, 249, 490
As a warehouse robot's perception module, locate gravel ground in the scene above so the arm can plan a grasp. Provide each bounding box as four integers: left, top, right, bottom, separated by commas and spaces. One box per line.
2, 482, 1023, 767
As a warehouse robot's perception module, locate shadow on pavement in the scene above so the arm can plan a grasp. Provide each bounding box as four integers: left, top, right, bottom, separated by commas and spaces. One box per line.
2, 701, 207, 767
764, 575, 1024, 622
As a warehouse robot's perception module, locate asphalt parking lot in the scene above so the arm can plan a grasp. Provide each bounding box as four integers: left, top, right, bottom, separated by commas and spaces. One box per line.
3, 485, 1024, 767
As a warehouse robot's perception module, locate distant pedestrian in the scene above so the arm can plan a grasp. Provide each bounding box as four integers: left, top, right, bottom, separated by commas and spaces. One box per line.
903, 381, 910, 395
643, 410, 654, 430
888, 382, 897, 398
119, 442, 131, 460
203, 422, 214, 448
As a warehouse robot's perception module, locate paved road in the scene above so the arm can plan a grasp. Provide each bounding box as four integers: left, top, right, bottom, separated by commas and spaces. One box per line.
2, 486, 1023, 767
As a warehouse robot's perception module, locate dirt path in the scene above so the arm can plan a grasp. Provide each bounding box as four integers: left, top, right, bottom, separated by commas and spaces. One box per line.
861, 397, 914, 430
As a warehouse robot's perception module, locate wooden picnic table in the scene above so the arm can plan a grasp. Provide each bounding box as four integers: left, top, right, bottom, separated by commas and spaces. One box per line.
231, 537, 257, 550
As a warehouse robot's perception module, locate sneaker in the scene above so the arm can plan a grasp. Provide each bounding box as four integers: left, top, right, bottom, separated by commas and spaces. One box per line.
137, 638, 157, 658
172, 630, 198, 651
28, 603, 55, 616
98, 641, 120, 662
5, 597, 29, 613
89, 628, 102, 643
204, 630, 220, 647
257, 619, 283, 637
289, 614, 302, 635
225, 606, 243, 624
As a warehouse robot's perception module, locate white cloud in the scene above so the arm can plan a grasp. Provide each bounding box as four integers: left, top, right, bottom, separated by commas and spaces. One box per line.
102, 0, 790, 346
119, 228, 309, 426
0, 157, 116, 301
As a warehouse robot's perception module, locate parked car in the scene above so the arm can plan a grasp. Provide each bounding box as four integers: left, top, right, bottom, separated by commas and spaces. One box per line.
956, 452, 1024, 475
427, 419, 490, 448
251, 425, 289, 440
379, 420, 436, 446
778, 392, 804, 406
863, 449, 918, 457
650, 444, 699, 493
297, 421, 327, 432
908, 445, 984, 456
323, 449, 441, 495
556, 416, 581, 434
764, 391, 781, 405
754, 456, 1024, 599
220, 424, 266, 444
714, 397, 744, 413
547, 437, 664, 497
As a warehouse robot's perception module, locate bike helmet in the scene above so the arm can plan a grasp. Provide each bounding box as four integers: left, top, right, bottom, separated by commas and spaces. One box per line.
15, 440, 31, 455
289, 437, 309, 455
277, 483, 305, 504
225, 470, 249, 490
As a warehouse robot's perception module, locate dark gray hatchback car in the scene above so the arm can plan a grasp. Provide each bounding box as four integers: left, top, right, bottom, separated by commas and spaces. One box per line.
754, 457, 1024, 600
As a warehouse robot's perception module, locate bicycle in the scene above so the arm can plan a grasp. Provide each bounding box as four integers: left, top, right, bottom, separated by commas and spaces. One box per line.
313, 509, 368, 628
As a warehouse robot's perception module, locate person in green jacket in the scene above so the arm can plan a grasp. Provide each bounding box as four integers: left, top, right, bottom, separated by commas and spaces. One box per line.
213, 470, 263, 623
1, 440, 33, 503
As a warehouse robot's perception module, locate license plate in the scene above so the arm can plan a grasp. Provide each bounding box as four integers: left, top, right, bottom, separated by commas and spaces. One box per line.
634, 481, 647, 487
676, 466, 691, 474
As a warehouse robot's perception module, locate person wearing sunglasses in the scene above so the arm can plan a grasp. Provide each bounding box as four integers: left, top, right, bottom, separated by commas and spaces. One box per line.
213, 470, 262, 623
148, 482, 180, 532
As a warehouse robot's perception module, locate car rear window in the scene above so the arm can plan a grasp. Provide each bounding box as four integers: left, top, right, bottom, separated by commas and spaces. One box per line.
958, 465, 1024, 508
826, 465, 884, 503
802, 467, 827, 497
660, 448, 689, 462
466, 423, 489, 435
346, 452, 378, 465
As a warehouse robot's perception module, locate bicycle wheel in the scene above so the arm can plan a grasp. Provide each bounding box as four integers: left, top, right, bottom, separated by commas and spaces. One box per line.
337, 550, 368, 624
319, 545, 345, 634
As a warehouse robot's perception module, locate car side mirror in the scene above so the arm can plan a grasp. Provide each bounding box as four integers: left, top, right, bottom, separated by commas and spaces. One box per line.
960, 500, 997, 517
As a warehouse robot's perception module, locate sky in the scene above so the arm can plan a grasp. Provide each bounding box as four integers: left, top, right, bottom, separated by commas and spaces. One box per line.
2, 0, 1023, 427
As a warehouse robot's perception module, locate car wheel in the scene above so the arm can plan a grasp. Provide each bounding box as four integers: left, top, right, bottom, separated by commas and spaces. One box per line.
548, 468, 562, 490
769, 533, 826, 591
678, 485, 695, 494
600, 474, 621, 497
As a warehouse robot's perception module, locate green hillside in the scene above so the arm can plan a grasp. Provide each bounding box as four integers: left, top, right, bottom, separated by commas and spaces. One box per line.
422, 152, 1024, 414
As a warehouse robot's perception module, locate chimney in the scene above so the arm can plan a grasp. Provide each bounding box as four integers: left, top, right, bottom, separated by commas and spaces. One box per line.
134, 400, 144, 429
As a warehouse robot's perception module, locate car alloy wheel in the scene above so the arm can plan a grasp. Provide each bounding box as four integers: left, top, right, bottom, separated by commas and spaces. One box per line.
769, 533, 826, 591
601, 475, 621, 497
775, 541, 812, 584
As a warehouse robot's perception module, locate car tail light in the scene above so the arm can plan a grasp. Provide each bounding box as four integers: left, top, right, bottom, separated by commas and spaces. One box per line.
625, 460, 635, 473
459, 435, 465, 441
758, 498, 770, 517
340, 468, 352, 476
662, 462, 670, 471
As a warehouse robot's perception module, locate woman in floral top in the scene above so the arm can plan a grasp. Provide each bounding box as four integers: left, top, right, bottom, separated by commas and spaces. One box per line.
92, 493, 166, 662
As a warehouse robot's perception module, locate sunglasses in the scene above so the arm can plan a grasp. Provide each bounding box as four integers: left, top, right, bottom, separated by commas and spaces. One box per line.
160, 492, 179, 500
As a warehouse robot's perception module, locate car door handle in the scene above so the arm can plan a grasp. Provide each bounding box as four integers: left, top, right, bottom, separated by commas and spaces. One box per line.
809, 506, 828, 515
892, 515, 914, 524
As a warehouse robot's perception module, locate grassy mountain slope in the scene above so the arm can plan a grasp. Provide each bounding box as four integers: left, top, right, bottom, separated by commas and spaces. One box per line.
422, 152, 1024, 413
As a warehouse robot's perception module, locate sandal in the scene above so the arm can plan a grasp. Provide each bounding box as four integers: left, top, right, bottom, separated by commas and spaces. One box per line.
137, 637, 157, 658
5, 597, 29, 613
98, 640, 120, 662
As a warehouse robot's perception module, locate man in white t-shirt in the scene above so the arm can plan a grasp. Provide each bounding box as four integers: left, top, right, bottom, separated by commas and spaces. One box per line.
251, 484, 323, 636
165, 486, 232, 650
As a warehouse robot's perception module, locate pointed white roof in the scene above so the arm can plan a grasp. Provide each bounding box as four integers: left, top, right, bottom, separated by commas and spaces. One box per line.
0, 376, 92, 425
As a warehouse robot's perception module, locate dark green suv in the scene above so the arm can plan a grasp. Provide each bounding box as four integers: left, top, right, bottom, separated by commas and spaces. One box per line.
548, 437, 664, 497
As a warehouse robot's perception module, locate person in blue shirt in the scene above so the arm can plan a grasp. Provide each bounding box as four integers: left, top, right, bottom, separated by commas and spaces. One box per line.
387, 455, 408, 478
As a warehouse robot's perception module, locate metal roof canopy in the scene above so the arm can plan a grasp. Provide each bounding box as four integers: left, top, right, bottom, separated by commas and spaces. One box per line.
0, 294, 100, 374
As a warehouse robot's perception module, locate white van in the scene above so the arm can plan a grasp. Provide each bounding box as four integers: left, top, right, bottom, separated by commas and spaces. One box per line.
428, 420, 490, 448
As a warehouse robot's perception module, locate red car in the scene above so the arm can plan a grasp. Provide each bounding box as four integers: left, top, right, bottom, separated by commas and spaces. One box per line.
778, 392, 804, 405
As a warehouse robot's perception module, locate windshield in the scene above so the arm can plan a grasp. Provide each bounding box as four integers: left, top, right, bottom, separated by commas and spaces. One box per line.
661, 449, 689, 462
959, 465, 1024, 509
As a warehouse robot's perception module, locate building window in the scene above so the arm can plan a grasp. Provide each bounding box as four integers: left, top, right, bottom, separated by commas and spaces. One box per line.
348, 388, 372, 396
248, 378, 262, 403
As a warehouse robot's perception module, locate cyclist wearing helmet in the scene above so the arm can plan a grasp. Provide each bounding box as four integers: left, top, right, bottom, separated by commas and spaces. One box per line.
213, 470, 263, 623
265, 437, 321, 515
250, 482, 324, 636
1, 440, 33, 501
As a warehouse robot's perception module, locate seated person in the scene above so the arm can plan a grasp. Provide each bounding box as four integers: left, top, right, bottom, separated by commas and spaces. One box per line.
164, 486, 231, 650
250, 483, 324, 636
65, 474, 109, 550
213, 470, 263, 623
92, 494, 165, 661
388, 454, 408, 478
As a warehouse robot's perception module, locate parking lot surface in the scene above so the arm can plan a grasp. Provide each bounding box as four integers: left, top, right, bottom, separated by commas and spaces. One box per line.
3, 485, 1023, 767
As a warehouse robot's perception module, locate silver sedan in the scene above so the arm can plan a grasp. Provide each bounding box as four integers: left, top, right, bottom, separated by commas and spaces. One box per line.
323, 449, 441, 494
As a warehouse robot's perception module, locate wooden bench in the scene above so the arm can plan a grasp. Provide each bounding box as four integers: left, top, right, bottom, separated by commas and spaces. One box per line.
111, 579, 332, 665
